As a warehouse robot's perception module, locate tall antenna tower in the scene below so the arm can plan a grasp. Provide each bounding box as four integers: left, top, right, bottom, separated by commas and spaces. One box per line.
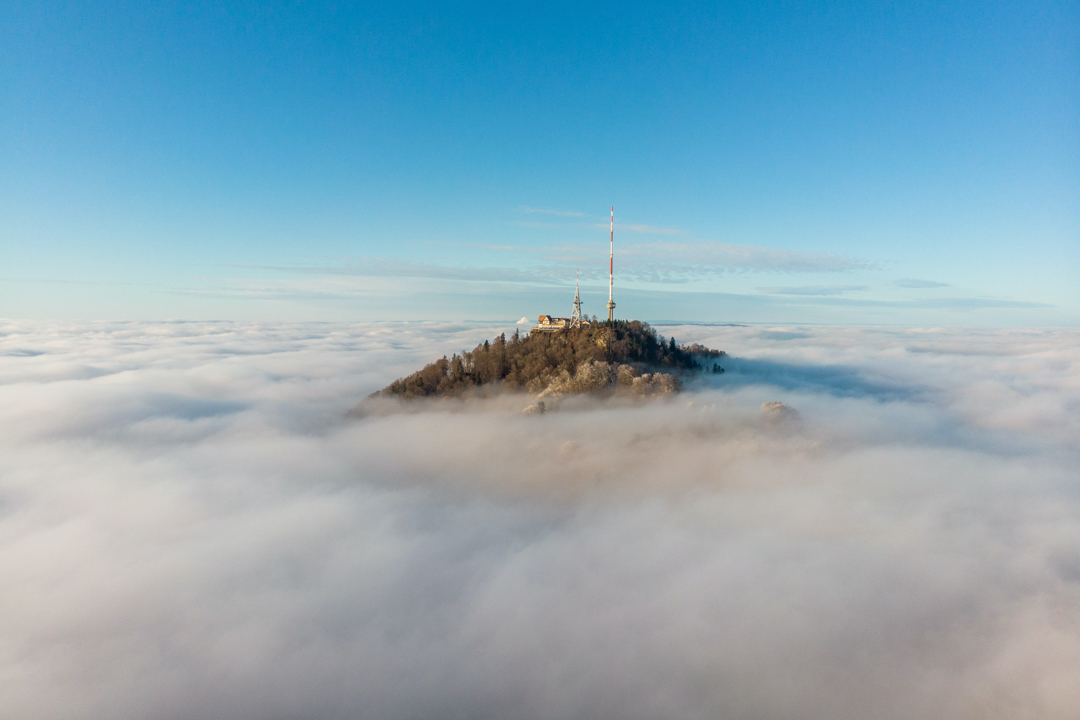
570, 269, 583, 328
606, 206, 616, 322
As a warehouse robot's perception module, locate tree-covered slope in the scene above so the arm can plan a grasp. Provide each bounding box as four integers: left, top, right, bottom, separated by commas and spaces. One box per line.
374, 321, 723, 399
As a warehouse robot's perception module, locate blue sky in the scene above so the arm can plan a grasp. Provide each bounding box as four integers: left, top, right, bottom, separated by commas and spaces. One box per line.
1, 1, 1076, 324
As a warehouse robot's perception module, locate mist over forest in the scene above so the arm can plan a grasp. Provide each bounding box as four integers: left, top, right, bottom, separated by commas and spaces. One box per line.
1, 319, 1079, 719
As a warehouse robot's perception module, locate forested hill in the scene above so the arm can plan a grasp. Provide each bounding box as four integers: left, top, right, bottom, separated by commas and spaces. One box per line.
373, 320, 723, 399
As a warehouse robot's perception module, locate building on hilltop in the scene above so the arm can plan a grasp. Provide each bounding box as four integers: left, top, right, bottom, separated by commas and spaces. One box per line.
534, 271, 592, 333
535, 314, 570, 331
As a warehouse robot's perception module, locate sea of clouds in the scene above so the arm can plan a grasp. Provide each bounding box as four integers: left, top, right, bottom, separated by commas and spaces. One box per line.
1, 319, 1078, 720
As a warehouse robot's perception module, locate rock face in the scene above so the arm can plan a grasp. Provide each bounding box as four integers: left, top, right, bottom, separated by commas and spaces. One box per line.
371, 321, 723, 401
537, 361, 682, 399
760, 401, 800, 423
522, 401, 545, 415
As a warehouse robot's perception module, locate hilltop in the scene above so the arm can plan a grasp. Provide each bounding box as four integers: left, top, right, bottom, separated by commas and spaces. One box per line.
367, 320, 724, 403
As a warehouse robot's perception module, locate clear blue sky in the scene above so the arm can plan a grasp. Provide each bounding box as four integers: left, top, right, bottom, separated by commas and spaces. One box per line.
2, 1, 1076, 324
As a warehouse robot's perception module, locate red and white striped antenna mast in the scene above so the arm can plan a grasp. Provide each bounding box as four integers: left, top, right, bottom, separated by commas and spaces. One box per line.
606, 206, 616, 322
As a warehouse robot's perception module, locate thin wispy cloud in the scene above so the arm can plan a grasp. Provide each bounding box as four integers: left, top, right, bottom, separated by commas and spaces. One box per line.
230, 260, 565, 285
591, 222, 683, 235
0, 277, 104, 286
756, 294, 1053, 310
229, 239, 874, 292
465, 243, 543, 254
894, 278, 951, 289
476, 240, 874, 277
619, 240, 874, 276
906, 296, 1051, 309
211, 261, 1047, 318
758, 285, 869, 296
511, 220, 583, 229
516, 206, 585, 217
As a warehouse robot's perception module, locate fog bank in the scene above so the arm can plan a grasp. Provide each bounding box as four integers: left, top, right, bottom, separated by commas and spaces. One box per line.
1, 320, 1078, 719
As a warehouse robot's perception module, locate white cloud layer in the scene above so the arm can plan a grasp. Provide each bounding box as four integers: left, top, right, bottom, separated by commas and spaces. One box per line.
2, 320, 1079, 719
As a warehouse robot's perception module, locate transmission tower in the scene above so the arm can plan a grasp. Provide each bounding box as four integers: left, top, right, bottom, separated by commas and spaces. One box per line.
570, 269, 583, 328
607, 206, 616, 322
